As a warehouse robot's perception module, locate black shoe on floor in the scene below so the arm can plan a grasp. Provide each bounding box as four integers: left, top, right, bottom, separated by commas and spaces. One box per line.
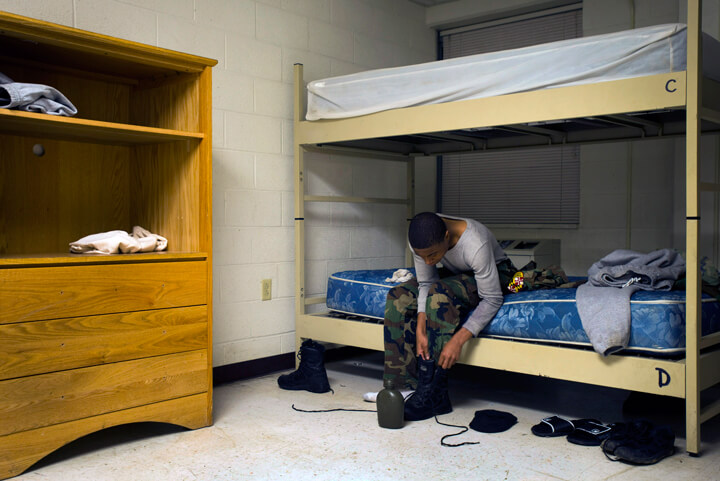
601, 419, 675, 465
277, 339, 331, 393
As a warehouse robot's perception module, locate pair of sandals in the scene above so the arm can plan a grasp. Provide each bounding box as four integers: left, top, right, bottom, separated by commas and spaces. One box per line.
531, 415, 614, 446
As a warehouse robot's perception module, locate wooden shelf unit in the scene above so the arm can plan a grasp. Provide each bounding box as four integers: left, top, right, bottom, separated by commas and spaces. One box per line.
0, 11, 216, 479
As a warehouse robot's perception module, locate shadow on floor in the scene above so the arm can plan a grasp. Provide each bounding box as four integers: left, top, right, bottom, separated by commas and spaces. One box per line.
26, 422, 188, 473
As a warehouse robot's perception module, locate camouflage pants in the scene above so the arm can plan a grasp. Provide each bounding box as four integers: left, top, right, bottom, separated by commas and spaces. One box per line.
383, 260, 515, 389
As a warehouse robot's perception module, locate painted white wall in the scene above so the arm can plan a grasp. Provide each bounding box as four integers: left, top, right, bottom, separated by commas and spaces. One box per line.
4, 0, 719, 364
426, 0, 720, 276
0, 0, 436, 366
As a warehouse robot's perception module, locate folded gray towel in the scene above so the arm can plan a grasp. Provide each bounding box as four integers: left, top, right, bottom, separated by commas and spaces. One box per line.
0, 72, 77, 116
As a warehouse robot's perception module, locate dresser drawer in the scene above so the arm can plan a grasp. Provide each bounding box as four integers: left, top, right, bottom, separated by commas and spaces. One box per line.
0, 350, 208, 436
0, 261, 207, 324
0, 306, 207, 381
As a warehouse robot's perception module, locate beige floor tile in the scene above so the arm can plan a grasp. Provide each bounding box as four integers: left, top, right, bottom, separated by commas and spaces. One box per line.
12, 350, 720, 481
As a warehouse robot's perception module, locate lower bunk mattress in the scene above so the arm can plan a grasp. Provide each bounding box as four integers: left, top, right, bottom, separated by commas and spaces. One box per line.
325, 269, 720, 356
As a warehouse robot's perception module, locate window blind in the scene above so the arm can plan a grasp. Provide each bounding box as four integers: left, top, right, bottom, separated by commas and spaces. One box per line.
441, 7, 583, 58
438, 5, 583, 226
441, 146, 580, 225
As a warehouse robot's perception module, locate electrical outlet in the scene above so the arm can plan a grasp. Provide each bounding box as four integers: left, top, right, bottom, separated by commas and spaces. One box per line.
261, 279, 272, 301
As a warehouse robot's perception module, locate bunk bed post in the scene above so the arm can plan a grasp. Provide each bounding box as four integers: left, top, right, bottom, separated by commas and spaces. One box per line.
406, 157, 416, 267
685, 0, 703, 456
294, 63, 307, 365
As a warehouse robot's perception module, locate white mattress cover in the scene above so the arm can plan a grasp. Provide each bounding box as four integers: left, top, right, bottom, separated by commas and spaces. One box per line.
306, 23, 720, 121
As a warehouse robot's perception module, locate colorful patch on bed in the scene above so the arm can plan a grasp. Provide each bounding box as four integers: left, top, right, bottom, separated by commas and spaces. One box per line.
325, 269, 720, 355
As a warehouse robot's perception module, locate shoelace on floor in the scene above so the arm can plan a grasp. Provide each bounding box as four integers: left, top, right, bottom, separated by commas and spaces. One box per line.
291, 404, 481, 447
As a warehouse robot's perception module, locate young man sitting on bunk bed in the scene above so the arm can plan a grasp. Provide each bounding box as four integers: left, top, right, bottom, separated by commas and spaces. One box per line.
383, 212, 516, 421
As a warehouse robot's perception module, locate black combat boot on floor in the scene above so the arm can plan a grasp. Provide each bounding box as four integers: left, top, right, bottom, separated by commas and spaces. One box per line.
277, 339, 331, 393
403, 358, 452, 421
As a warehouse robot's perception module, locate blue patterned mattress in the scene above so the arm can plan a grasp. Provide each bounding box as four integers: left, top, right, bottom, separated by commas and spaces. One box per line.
326, 269, 720, 355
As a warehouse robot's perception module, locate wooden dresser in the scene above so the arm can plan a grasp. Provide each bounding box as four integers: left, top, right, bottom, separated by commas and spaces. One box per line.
0, 12, 216, 479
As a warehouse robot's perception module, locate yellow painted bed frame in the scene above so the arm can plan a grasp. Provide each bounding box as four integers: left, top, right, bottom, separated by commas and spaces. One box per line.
293, 0, 720, 455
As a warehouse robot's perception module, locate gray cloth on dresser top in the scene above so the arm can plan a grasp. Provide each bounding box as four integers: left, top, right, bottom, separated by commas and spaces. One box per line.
0, 72, 77, 116
576, 248, 685, 356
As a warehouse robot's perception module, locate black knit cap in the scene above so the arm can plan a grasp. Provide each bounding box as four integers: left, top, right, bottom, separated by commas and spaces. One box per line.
469, 409, 517, 433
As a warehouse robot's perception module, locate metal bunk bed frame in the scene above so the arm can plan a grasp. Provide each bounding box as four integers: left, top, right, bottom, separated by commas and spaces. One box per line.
293, 0, 720, 455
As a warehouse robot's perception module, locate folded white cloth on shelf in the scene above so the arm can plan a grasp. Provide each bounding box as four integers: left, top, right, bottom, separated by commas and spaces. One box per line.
385, 268, 414, 283
132, 225, 168, 252
70, 226, 168, 254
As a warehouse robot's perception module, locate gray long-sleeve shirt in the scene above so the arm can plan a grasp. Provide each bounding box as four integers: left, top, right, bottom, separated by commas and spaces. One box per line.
413, 214, 507, 336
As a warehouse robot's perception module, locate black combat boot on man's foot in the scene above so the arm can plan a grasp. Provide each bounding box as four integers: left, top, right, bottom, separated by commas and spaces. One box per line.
277, 339, 331, 393
404, 358, 452, 421
431, 365, 452, 415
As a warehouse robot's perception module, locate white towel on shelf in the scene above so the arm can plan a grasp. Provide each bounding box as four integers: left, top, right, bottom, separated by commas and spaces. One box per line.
385, 268, 414, 283
70, 226, 168, 254
132, 225, 168, 252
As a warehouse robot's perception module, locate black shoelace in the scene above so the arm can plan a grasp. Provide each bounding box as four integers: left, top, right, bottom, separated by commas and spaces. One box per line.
291, 404, 480, 447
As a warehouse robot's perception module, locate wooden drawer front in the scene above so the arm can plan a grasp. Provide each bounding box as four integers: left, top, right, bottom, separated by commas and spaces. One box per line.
0, 306, 207, 381
0, 261, 207, 324
0, 350, 207, 436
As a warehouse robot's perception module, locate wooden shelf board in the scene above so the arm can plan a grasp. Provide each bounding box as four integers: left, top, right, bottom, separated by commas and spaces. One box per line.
0, 109, 204, 145
0, 251, 208, 268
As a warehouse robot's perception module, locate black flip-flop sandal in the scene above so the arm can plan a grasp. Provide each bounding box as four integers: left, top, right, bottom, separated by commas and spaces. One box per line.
531, 416, 577, 437
567, 420, 612, 446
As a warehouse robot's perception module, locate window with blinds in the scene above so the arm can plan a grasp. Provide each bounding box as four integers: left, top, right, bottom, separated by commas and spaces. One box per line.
441, 146, 580, 225
441, 5, 583, 57
439, 4, 583, 226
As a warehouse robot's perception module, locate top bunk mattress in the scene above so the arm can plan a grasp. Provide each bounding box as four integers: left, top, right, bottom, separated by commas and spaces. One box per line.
307, 23, 720, 121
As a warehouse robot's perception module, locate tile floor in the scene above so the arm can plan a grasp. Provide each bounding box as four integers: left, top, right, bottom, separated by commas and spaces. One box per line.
13, 350, 720, 481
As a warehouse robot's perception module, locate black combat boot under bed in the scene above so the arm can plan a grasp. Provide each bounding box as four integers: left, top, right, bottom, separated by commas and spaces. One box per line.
277, 339, 331, 393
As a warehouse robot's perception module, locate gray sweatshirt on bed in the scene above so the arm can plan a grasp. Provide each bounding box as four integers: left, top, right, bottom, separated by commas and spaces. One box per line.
413, 214, 507, 337
576, 248, 685, 356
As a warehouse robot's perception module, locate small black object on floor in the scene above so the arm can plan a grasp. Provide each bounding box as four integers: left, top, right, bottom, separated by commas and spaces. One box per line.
469, 409, 517, 433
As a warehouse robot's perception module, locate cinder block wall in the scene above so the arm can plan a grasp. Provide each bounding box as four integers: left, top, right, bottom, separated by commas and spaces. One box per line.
7, 0, 718, 365
0, 0, 436, 366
